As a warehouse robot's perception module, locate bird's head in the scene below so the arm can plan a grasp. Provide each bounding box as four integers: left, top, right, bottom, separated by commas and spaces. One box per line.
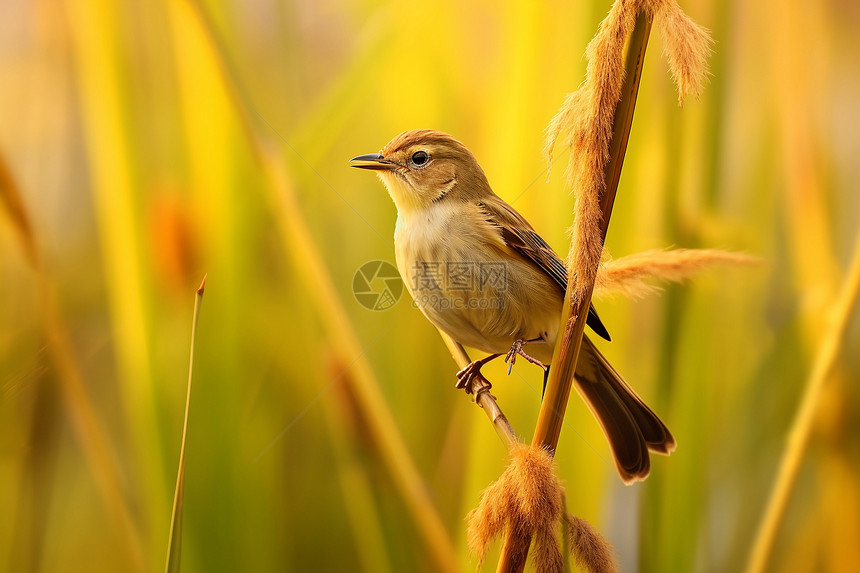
350, 129, 490, 216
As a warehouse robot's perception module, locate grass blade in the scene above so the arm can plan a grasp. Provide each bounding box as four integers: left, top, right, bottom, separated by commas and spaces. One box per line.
66, 0, 167, 546
165, 275, 207, 573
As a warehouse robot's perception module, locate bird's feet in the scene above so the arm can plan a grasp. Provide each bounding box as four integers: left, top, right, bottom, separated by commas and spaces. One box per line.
456, 354, 501, 395
504, 338, 546, 375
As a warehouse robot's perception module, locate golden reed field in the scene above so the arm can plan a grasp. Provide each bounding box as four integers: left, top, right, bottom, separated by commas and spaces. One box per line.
0, 1, 858, 572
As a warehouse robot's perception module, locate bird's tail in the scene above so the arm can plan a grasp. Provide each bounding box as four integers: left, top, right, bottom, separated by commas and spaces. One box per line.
572, 336, 676, 484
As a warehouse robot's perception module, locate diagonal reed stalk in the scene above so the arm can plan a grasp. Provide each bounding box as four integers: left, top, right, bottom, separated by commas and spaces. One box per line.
497, 10, 654, 572
173, 2, 459, 570
0, 151, 38, 266
1, 146, 145, 570
323, 356, 394, 573
745, 233, 860, 573
165, 276, 206, 573
39, 284, 147, 572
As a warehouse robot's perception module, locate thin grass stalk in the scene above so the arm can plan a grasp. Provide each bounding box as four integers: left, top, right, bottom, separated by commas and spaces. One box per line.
168, 5, 247, 568
175, 3, 459, 570
745, 233, 860, 573
165, 276, 206, 573
497, 12, 653, 572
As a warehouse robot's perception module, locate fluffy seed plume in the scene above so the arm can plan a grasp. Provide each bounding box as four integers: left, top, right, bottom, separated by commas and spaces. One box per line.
656, 1, 713, 105
544, 0, 713, 308
565, 514, 619, 573
594, 248, 761, 300
467, 444, 614, 572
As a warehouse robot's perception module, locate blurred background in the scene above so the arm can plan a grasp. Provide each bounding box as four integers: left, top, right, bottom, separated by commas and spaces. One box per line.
1, 0, 859, 571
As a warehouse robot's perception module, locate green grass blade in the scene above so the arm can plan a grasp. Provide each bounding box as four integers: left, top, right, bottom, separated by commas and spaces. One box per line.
166, 275, 206, 573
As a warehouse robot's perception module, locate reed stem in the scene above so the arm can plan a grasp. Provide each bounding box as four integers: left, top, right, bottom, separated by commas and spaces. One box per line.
497, 11, 653, 571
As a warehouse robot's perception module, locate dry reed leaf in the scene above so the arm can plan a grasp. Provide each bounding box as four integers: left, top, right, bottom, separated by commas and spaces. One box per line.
594, 248, 761, 300
468, 444, 612, 572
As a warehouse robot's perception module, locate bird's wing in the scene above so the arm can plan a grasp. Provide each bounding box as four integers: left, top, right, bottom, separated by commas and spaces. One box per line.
477, 195, 611, 341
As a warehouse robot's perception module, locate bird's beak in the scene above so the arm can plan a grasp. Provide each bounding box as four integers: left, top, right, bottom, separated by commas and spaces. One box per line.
349, 153, 398, 171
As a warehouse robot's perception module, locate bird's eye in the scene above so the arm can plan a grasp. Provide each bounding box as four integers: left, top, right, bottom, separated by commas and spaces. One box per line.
410, 150, 429, 168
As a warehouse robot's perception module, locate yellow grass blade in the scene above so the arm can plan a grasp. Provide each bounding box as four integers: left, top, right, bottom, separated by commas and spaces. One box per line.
65, 0, 166, 548
1, 135, 144, 572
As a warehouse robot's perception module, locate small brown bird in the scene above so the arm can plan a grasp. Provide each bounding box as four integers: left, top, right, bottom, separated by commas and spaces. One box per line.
351, 129, 674, 483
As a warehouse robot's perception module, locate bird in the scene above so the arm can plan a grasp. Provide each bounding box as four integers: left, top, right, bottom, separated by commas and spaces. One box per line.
350, 129, 674, 483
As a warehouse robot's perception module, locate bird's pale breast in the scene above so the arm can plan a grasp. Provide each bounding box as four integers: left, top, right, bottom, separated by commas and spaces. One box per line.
394, 200, 563, 363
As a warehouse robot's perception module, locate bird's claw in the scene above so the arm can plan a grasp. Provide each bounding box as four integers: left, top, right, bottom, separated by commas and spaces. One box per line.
456, 361, 489, 395
504, 338, 546, 376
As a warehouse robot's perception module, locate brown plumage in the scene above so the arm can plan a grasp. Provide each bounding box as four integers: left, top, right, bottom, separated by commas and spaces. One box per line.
352, 129, 674, 483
